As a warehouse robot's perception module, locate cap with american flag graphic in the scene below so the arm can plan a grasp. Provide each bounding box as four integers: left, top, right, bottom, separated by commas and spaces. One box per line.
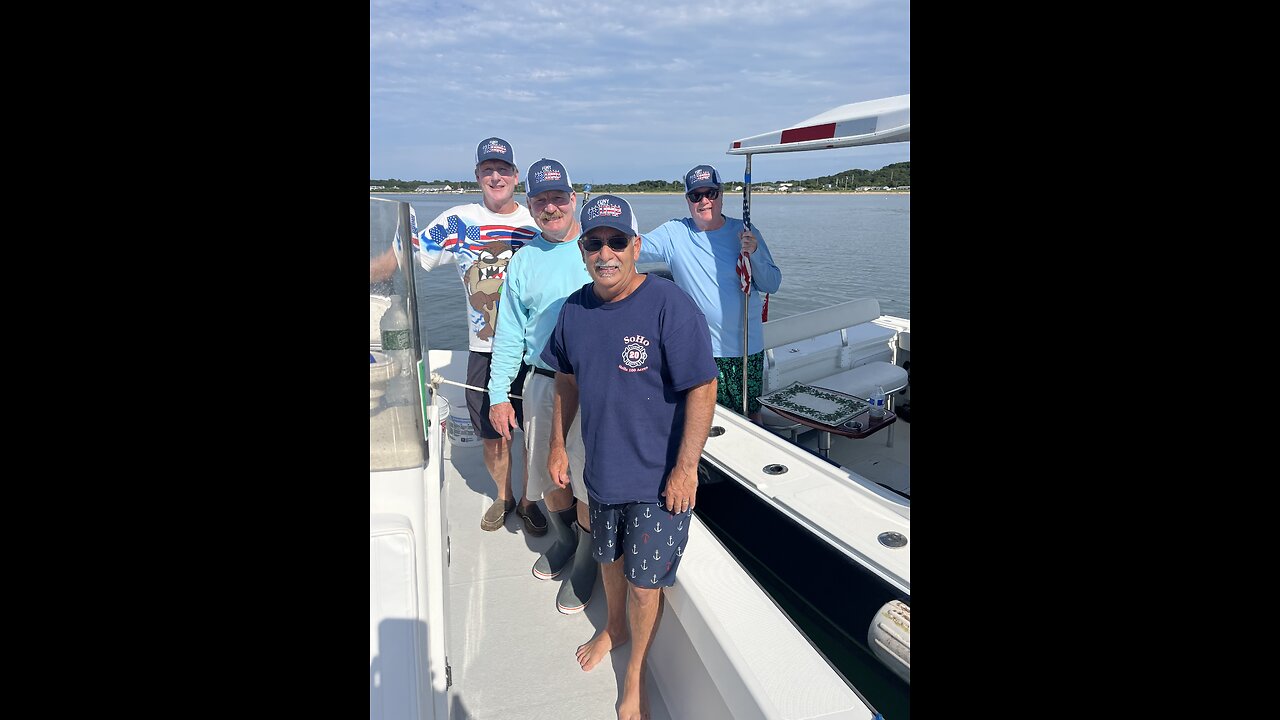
683, 164, 722, 193
524, 158, 573, 197
475, 137, 515, 168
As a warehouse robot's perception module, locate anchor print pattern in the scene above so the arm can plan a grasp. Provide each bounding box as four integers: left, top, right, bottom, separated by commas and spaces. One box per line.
589, 501, 694, 590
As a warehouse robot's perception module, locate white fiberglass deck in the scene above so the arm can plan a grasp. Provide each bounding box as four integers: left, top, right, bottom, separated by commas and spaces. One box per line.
798, 415, 911, 497
429, 349, 888, 719
699, 408, 910, 597
439, 407, 673, 719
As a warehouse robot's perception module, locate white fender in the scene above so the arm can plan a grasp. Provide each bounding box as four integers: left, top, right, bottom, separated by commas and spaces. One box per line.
868, 599, 910, 684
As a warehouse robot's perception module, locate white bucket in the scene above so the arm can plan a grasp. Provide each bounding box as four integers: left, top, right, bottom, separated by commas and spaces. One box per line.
440, 394, 479, 447
435, 395, 449, 443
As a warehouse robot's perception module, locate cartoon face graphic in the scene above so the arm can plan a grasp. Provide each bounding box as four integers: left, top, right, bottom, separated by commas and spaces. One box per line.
465, 241, 515, 341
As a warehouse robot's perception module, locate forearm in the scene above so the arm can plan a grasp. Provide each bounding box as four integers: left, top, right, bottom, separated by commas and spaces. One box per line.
369, 246, 398, 284
637, 225, 671, 263
487, 329, 521, 404
673, 378, 717, 471
487, 289, 525, 404
550, 374, 579, 450
749, 245, 782, 293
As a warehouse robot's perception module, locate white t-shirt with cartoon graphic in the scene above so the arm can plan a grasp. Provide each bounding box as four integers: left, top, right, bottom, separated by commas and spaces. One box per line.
394, 203, 538, 352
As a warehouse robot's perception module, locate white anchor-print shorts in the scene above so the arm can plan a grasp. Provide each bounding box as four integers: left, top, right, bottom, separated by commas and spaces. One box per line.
588, 498, 693, 588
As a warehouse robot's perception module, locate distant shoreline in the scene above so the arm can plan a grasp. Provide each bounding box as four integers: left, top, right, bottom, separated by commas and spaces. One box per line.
370, 191, 909, 196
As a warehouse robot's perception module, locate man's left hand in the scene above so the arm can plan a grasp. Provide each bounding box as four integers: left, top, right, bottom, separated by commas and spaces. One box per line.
661, 466, 698, 513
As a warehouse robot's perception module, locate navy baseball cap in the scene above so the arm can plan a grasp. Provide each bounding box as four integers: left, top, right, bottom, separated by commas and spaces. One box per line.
525, 158, 573, 197
580, 195, 639, 236
684, 164, 722, 192
476, 137, 515, 167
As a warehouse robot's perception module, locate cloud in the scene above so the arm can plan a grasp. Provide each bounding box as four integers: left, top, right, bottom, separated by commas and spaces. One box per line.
371, 0, 909, 183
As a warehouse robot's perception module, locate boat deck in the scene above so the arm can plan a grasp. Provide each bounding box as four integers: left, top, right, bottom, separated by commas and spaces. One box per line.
430, 349, 907, 719
795, 414, 911, 497
441, 418, 672, 720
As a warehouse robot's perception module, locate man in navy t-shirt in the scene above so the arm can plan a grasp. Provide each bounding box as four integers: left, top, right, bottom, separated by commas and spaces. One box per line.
541, 194, 718, 720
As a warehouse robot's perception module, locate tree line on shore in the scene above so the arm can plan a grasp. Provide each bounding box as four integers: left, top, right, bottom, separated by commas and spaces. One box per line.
371, 162, 909, 194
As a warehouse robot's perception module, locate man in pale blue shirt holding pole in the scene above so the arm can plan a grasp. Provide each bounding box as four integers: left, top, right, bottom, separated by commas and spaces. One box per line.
488, 158, 598, 614
639, 163, 783, 422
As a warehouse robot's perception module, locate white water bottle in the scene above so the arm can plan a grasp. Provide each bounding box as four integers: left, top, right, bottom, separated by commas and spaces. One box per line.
870, 385, 886, 421
380, 294, 415, 406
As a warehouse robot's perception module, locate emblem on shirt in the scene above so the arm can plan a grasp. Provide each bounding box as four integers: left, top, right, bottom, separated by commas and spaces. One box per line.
465, 241, 515, 341
620, 334, 649, 372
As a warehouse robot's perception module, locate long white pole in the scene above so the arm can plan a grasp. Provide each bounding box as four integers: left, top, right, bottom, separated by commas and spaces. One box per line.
741, 154, 752, 416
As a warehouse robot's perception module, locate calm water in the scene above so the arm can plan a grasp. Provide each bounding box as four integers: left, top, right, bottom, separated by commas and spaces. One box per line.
374, 192, 909, 352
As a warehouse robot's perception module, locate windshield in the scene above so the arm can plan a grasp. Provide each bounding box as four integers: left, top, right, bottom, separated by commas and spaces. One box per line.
370, 197, 428, 470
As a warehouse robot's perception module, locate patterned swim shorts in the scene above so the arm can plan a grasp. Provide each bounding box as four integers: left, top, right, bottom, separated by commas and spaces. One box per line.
588, 498, 693, 588
714, 351, 764, 415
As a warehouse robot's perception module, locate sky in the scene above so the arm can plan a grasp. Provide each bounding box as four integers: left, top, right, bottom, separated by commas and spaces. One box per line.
370, 0, 909, 185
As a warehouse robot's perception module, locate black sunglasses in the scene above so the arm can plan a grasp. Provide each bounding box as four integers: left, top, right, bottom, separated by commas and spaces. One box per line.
580, 235, 632, 252
686, 188, 720, 203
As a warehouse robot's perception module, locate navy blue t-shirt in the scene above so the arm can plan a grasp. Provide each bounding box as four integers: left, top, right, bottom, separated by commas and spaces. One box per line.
541, 274, 717, 504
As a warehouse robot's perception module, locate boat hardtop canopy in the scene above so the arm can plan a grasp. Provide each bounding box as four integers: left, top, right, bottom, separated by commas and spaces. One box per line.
727, 93, 910, 155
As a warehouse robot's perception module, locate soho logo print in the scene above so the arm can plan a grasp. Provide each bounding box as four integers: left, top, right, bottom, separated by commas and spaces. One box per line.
620, 334, 649, 372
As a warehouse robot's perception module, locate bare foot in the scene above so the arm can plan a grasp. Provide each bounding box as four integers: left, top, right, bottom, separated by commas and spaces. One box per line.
575, 626, 630, 672
616, 673, 649, 720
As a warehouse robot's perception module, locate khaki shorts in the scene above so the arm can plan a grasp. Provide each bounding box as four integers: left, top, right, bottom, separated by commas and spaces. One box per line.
521, 371, 587, 503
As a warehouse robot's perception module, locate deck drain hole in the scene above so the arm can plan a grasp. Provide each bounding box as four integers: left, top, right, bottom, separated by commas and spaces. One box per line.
763, 463, 788, 475
878, 531, 907, 548
708, 426, 725, 437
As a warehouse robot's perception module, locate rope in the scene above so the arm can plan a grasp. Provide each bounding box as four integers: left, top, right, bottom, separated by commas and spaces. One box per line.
428, 372, 523, 400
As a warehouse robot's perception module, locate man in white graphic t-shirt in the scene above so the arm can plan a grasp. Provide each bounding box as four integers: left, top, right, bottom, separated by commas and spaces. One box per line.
370, 137, 549, 537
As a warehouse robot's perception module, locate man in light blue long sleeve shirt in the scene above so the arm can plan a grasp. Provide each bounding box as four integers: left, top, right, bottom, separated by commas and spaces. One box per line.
488, 158, 597, 615
639, 164, 783, 421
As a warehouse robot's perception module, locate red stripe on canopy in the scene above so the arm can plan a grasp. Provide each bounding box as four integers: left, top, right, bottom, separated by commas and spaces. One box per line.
779, 123, 836, 144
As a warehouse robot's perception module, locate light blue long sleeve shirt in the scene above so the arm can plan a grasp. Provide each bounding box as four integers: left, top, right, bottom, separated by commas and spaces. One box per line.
487, 232, 593, 405
639, 215, 782, 356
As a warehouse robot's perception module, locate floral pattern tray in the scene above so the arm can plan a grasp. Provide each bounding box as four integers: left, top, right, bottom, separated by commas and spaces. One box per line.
757, 382, 870, 427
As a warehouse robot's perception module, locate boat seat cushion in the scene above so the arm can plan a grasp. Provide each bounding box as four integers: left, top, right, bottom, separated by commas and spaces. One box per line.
810, 361, 908, 399
761, 298, 882, 348
766, 321, 896, 391
370, 513, 423, 717
757, 298, 905, 435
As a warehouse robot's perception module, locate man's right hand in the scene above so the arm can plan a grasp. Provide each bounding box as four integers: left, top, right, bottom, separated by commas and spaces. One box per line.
489, 401, 518, 441
547, 445, 571, 489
